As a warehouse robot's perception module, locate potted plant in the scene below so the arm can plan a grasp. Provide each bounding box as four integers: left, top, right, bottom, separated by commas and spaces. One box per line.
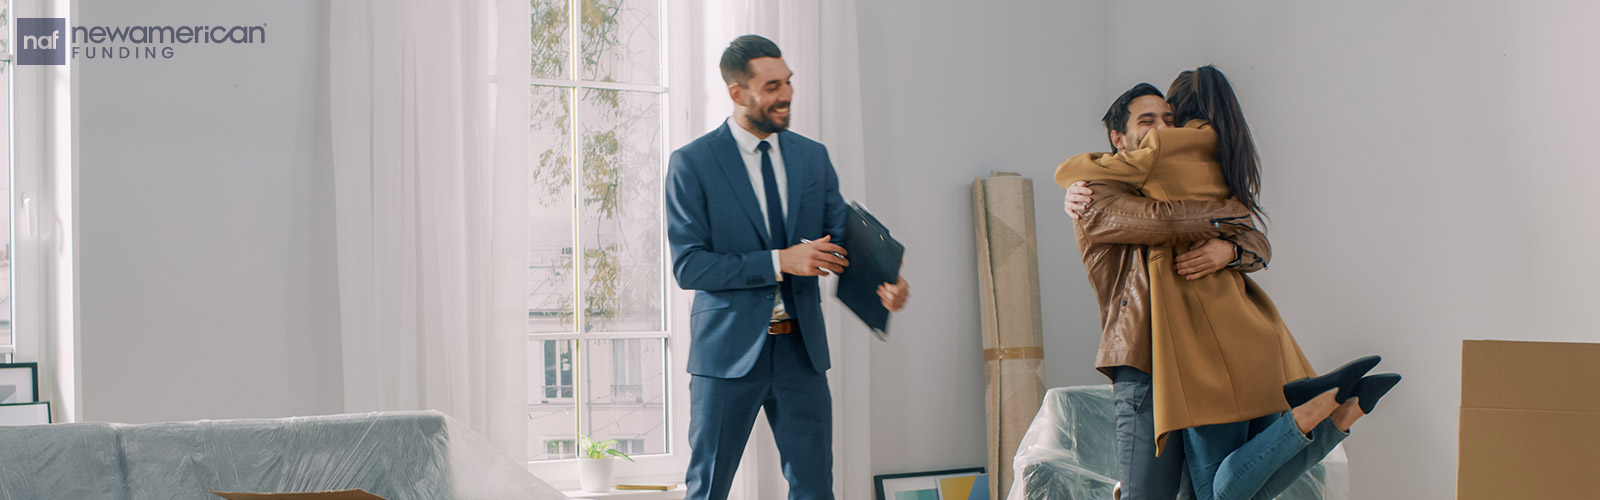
577, 434, 636, 493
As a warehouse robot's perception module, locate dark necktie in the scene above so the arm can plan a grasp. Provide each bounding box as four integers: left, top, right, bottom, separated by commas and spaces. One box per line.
758, 140, 797, 318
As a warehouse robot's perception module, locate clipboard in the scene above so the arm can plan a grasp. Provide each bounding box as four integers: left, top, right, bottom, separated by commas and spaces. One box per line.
836, 201, 903, 341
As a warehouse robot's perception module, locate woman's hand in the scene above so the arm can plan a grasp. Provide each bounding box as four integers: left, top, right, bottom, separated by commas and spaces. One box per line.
1175, 239, 1237, 280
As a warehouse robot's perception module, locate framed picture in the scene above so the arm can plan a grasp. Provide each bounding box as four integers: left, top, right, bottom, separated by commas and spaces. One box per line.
875, 467, 988, 500
0, 401, 50, 426
0, 362, 38, 404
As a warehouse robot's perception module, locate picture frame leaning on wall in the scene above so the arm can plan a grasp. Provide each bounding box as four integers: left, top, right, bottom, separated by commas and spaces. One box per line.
0, 401, 49, 426
0, 362, 37, 404
874, 467, 988, 500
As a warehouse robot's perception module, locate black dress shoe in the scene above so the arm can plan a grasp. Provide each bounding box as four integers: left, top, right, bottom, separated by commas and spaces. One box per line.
1351, 373, 1402, 414
1282, 355, 1381, 407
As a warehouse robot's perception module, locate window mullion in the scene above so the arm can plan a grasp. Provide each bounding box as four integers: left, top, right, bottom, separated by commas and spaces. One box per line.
531, 78, 665, 93
566, 0, 585, 458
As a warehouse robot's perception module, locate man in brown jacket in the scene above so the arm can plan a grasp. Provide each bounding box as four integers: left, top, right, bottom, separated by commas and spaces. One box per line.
1062, 83, 1270, 500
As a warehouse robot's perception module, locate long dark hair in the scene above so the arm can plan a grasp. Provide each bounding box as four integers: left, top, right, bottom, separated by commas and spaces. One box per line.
1167, 66, 1265, 222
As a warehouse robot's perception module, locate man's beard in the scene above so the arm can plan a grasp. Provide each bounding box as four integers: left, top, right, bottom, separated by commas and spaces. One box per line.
745, 104, 791, 134
1123, 131, 1146, 152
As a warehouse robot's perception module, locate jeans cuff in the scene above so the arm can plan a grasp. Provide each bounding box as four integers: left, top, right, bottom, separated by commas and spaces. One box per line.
1316, 418, 1350, 440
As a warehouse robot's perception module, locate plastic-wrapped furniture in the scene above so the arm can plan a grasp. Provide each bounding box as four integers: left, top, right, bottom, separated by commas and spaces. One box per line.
0, 411, 565, 500
1007, 385, 1348, 500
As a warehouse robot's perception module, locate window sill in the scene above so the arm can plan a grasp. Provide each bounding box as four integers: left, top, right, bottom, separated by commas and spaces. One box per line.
562, 486, 686, 500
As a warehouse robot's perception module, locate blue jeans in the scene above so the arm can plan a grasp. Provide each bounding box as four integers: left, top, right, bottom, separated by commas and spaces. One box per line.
1113, 367, 1191, 500
1182, 412, 1347, 500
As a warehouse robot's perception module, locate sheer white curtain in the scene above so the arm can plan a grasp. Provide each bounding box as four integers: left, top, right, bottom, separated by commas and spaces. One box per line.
329, 0, 532, 460
686, 1, 872, 498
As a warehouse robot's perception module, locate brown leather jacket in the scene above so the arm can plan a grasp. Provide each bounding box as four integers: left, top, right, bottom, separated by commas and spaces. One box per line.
1075, 179, 1271, 379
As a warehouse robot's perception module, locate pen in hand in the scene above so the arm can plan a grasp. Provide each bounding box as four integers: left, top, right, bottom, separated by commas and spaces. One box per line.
799, 238, 845, 258
800, 238, 845, 275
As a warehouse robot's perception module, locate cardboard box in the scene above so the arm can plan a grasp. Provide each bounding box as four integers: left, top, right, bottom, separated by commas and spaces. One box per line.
1458, 340, 1600, 499
210, 489, 385, 500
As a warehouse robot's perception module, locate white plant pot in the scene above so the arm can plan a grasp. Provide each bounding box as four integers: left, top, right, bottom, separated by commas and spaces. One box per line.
577, 457, 616, 493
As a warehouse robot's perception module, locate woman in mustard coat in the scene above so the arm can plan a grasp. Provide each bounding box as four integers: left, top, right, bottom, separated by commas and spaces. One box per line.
1056, 66, 1402, 500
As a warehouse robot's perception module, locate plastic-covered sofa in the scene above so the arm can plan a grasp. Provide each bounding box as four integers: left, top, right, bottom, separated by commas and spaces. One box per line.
1008, 386, 1348, 500
0, 411, 565, 500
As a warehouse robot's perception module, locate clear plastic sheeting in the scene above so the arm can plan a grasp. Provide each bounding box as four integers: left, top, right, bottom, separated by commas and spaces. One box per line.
0, 411, 566, 500
1007, 386, 1348, 500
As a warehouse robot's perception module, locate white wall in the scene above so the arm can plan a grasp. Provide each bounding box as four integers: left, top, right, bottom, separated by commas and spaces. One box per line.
1102, 2, 1600, 498
856, 0, 1114, 478
76, 0, 342, 423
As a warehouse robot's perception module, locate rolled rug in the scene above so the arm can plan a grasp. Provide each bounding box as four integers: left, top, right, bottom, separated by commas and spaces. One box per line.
972, 171, 1047, 500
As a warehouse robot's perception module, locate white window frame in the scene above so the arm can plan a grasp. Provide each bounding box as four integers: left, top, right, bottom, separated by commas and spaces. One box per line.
522, 0, 692, 488
0, 0, 14, 363
6, 0, 75, 423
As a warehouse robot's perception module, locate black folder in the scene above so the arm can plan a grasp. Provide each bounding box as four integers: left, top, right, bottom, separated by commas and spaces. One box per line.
836, 202, 903, 340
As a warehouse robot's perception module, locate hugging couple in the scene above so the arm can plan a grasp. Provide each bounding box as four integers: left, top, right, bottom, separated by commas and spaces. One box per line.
1058, 65, 1402, 500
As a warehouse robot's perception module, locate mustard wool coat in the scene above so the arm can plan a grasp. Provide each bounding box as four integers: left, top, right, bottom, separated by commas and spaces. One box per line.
1055, 120, 1316, 454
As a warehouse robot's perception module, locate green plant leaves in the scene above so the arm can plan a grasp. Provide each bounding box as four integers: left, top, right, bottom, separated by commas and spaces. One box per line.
606, 448, 636, 462
578, 434, 633, 461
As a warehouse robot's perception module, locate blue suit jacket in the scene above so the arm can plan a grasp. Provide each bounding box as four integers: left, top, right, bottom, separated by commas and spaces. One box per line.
666, 123, 848, 378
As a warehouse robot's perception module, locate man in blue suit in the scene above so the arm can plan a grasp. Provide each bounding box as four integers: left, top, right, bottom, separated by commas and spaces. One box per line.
666, 35, 909, 500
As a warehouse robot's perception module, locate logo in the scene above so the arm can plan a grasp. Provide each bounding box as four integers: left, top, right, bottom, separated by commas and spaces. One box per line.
72, 23, 267, 61
18, 18, 68, 65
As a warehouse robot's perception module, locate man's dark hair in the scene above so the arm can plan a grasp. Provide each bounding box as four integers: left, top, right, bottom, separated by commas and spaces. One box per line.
1101, 83, 1164, 153
720, 35, 782, 86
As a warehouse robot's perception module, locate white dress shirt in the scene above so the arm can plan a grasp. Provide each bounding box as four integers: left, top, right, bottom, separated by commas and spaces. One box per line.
726, 116, 791, 320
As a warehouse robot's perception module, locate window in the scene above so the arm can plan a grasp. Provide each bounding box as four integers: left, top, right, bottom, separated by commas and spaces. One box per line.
614, 438, 646, 455
0, 0, 70, 414
0, 0, 13, 364
545, 439, 578, 459
541, 340, 575, 401
611, 338, 643, 402
525, 0, 670, 465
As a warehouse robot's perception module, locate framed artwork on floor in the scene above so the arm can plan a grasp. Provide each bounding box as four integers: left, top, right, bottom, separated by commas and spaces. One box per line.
874, 467, 988, 500
0, 362, 37, 404
0, 401, 50, 426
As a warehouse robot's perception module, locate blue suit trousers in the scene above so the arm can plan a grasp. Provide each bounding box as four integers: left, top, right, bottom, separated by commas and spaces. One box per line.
686, 333, 833, 500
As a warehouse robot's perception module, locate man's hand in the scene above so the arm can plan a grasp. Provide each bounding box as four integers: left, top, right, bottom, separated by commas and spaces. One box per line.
878, 275, 910, 312
1174, 239, 1236, 280
1064, 181, 1093, 220
779, 235, 849, 276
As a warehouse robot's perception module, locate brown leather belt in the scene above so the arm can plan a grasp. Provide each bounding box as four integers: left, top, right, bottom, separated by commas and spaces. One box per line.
769, 319, 798, 335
